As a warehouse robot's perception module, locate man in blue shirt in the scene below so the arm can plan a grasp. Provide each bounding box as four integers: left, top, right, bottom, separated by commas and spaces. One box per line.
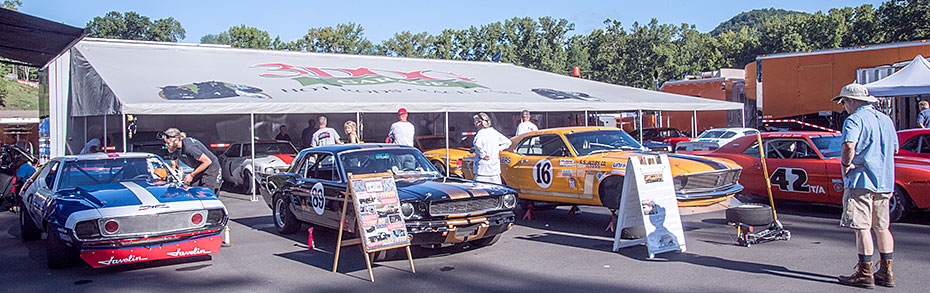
833, 84, 898, 288
917, 100, 930, 128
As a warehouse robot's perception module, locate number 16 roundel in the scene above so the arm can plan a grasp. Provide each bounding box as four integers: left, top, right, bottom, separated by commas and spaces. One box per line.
533, 159, 553, 189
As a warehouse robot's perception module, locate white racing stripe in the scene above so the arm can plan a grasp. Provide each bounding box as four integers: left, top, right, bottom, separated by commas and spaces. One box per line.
121, 182, 161, 205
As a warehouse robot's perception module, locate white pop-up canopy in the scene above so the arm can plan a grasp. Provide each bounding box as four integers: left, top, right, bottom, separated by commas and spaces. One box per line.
865, 55, 930, 97
68, 38, 743, 116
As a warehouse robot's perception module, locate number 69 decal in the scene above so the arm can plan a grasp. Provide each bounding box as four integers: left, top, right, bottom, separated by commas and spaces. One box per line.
769, 167, 810, 193
533, 159, 553, 189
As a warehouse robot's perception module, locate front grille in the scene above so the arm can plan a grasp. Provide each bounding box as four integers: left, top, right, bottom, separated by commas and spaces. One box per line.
675, 169, 741, 194
99, 210, 208, 238
429, 197, 501, 217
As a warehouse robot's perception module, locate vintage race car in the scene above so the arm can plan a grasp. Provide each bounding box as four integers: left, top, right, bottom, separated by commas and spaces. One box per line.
898, 129, 930, 159
415, 134, 474, 178
261, 144, 516, 252
675, 128, 759, 153
462, 127, 744, 209
18, 153, 228, 269
629, 127, 693, 152
700, 131, 930, 221
220, 140, 297, 193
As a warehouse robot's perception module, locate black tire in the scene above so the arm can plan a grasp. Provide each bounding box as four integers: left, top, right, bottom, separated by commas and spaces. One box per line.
273, 194, 300, 234
372, 248, 399, 262
19, 209, 41, 241
889, 185, 913, 223
240, 170, 253, 194
725, 203, 775, 226
598, 176, 624, 210
430, 160, 447, 176
469, 234, 501, 247
46, 226, 74, 269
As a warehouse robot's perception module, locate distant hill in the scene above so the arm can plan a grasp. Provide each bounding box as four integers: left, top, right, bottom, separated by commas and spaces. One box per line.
711, 8, 809, 36
0, 78, 39, 110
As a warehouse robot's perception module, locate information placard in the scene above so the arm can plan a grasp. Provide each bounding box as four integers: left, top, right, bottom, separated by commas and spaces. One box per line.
349, 174, 410, 251
612, 154, 686, 258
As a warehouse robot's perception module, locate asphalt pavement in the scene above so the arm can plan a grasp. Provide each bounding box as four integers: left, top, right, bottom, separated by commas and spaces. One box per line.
1, 191, 928, 292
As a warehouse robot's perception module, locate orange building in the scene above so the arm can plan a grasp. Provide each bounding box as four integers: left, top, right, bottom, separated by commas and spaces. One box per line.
745, 40, 930, 129
660, 69, 747, 135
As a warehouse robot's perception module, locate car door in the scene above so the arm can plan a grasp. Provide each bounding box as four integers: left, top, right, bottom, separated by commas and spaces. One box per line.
761, 138, 831, 203
220, 144, 242, 183
28, 160, 60, 224
291, 152, 343, 228
508, 134, 576, 203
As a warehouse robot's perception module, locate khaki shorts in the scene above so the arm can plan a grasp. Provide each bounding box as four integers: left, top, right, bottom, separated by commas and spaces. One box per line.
840, 188, 891, 230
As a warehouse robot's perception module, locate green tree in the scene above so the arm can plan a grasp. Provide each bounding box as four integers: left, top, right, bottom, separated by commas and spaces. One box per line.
379, 31, 430, 57
2, 0, 22, 10
86, 11, 185, 42
296, 23, 375, 54
841, 5, 885, 46
879, 0, 930, 42
200, 33, 230, 45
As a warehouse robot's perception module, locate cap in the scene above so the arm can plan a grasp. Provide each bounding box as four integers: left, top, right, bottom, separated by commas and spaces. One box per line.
398, 108, 408, 115
832, 83, 878, 103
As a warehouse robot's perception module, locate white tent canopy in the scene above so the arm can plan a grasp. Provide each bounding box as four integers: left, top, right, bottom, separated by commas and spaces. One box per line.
68, 38, 743, 116
865, 55, 930, 97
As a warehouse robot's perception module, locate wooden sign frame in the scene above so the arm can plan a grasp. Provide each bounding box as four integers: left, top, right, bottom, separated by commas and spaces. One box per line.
332, 172, 415, 282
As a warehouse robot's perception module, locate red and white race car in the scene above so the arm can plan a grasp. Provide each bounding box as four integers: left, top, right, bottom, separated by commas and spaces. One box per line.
700, 131, 930, 222
219, 140, 297, 193
898, 129, 930, 159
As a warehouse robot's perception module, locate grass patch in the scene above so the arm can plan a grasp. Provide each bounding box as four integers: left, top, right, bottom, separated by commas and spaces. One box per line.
0, 78, 39, 110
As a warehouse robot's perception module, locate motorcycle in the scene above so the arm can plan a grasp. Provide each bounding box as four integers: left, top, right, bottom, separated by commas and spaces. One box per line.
0, 144, 37, 211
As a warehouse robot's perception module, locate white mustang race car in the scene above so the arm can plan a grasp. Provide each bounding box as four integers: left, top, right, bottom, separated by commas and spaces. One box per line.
219, 140, 298, 193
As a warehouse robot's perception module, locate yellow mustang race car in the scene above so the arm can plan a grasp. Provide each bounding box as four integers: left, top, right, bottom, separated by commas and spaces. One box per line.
416, 134, 474, 178
463, 127, 744, 210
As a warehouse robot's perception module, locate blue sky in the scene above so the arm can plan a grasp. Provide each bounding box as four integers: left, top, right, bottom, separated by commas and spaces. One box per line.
20, 0, 885, 44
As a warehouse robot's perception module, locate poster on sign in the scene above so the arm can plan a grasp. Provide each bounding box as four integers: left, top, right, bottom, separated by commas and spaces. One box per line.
349, 175, 409, 251
612, 154, 686, 258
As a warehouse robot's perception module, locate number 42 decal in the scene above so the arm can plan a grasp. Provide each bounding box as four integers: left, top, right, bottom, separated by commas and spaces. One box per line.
770, 167, 818, 193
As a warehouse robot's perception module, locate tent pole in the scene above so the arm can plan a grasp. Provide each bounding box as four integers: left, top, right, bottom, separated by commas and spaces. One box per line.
638, 110, 643, 143
692, 111, 697, 136
356, 112, 361, 141
103, 115, 107, 149
83, 117, 87, 150
445, 112, 450, 177
584, 110, 588, 127
122, 113, 127, 152
741, 107, 746, 128
250, 113, 257, 202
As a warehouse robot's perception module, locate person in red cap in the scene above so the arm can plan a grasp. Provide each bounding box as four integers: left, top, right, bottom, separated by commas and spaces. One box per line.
387, 108, 415, 146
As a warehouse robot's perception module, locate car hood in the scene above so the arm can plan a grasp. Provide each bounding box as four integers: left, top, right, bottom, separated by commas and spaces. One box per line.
395, 176, 514, 202
250, 154, 295, 168
584, 151, 741, 174
57, 181, 219, 209
423, 148, 472, 159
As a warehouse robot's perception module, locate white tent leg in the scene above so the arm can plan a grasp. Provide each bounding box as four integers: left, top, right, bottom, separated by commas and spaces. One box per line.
122, 113, 127, 152
638, 110, 643, 143
584, 110, 588, 127
250, 113, 257, 202
741, 107, 746, 128
692, 111, 697, 135
445, 112, 450, 177
103, 114, 107, 149
356, 112, 361, 141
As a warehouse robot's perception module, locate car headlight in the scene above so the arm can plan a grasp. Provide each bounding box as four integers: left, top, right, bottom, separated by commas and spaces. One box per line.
502, 194, 517, 209
400, 202, 416, 219
263, 167, 277, 174
673, 176, 688, 191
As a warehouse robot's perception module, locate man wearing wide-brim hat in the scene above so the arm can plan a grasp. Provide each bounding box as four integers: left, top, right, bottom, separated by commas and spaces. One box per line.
832, 83, 898, 289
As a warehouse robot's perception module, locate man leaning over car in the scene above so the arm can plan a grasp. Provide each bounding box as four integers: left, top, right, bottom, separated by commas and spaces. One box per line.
162, 128, 223, 195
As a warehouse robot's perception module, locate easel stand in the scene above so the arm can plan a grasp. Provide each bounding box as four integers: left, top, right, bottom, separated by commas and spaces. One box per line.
612, 155, 687, 259
332, 172, 415, 282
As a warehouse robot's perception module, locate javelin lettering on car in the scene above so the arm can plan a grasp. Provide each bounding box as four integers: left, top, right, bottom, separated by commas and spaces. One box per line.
98, 255, 147, 266
166, 247, 212, 257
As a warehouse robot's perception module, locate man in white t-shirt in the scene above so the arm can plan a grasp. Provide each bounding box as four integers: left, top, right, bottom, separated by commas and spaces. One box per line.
472, 113, 512, 184
515, 109, 538, 136
311, 116, 342, 147
387, 108, 415, 146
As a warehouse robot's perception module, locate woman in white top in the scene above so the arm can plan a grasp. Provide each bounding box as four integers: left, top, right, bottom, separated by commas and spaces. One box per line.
472, 113, 512, 184
515, 109, 538, 136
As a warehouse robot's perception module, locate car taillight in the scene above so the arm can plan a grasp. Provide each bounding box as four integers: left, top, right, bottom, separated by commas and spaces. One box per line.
207, 209, 226, 226
75, 220, 101, 239
457, 159, 462, 166
191, 213, 204, 225
104, 220, 119, 234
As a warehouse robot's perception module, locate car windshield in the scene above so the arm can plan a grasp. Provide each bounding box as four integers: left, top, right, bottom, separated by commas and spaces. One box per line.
133, 144, 171, 158
697, 130, 735, 139
416, 136, 466, 150
246, 142, 298, 156
565, 130, 643, 156
340, 149, 441, 178
57, 157, 178, 190
810, 135, 843, 158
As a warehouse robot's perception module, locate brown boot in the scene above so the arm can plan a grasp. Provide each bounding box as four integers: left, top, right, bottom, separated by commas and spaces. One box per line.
838, 261, 875, 289
875, 259, 895, 287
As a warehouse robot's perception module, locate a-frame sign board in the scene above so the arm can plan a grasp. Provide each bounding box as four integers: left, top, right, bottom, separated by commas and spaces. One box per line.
332, 172, 415, 282
612, 154, 687, 259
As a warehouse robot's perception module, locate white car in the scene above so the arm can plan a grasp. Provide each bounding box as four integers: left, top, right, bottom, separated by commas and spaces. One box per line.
675, 128, 759, 152
219, 140, 298, 193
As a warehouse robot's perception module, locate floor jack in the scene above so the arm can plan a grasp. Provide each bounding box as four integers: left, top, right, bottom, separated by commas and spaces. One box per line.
734, 133, 791, 247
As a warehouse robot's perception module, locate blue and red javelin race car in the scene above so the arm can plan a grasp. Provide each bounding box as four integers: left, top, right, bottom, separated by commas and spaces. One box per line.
18, 153, 228, 269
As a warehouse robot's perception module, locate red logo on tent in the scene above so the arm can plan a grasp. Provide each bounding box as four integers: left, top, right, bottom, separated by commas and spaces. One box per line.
252, 63, 486, 89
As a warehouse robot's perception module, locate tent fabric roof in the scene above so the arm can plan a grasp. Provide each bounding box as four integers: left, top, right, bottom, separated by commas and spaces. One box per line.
71, 39, 744, 116
865, 55, 930, 97
0, 9, 86, 68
